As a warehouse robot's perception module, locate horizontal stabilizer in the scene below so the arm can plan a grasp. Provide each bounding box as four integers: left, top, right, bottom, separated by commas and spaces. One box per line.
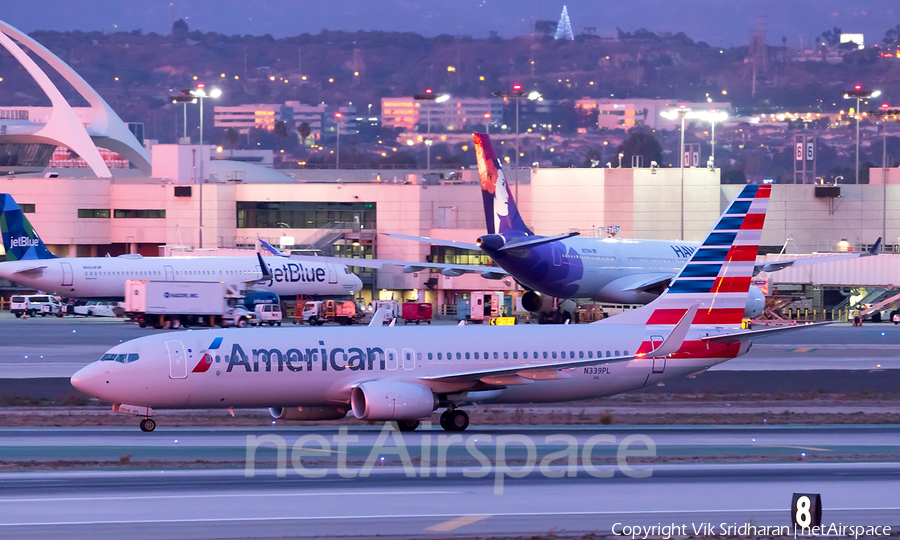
498, 232, 580, 252
10, 264, 48, 276
382, 233, 481, 251
368, 308, 390, 327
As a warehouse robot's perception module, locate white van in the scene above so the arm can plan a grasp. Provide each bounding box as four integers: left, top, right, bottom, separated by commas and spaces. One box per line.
9, 295, 65, 318
255, 303, 283, 326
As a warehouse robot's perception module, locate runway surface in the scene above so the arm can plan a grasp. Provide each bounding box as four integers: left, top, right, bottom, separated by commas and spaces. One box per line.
1, 461, 898, 539
1, 424, 898, 464
1, 312, 899, 378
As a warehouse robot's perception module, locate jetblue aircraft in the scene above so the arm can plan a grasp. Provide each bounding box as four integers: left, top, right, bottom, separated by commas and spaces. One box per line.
0, 194, 362, 299
73, 184, 817, 432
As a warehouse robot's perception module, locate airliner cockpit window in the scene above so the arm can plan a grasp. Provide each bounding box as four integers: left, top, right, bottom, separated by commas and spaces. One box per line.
100, 353, 140, 363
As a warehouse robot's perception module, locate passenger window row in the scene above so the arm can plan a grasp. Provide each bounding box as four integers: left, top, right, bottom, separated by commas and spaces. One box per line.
425, 350, 627, 361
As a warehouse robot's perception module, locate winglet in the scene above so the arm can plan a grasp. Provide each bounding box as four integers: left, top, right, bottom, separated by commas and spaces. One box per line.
368, 308, 390, 327
259, 238, 286, 257
642, 304, 699, 357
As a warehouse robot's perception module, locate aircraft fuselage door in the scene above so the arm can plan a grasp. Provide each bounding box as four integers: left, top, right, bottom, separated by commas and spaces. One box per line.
166, 340, 188, 379
164, 265, 175, 281
402, 348, 416, 370
650, 334, 665, 373
327, 264, 338, 284
60, 262, 73, 287
552, 245, 562, 266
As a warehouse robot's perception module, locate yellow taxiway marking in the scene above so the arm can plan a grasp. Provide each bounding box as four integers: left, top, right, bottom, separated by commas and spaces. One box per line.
792, 347, 814, 353
426, 514, 491, 532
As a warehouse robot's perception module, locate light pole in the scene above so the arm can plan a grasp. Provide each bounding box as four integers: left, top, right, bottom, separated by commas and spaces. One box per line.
661, 108, 728, 240
413, 90, 450, 171
870, 104, 896, 246
189, 84, 222, 248
843, 86, 882, 184
169, 90, 197, 141
334, 112, 342, 169
492, 86, 541, 201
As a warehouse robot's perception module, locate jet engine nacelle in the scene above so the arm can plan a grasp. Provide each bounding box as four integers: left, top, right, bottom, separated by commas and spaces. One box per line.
350, 380, 437, 421
522, 290, 555, 313
268, 406, 348, 421
744, 285, 766, 319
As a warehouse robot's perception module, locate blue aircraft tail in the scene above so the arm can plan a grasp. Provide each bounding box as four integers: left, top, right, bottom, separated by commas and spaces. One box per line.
473, 133, 533, 237
0, 194, 57, 261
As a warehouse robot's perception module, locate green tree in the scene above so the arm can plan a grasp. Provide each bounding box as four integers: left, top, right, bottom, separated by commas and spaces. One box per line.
616, 129, 663, 168
297, 121, 312, 144
274, 120, 289, 139
534, 20, 558, 36
172, 19, 188, 44
821, 26, 842, 47
224, 128, 239, 152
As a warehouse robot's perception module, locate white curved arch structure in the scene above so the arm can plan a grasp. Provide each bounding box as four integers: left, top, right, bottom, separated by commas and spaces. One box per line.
0, 20, 152, 177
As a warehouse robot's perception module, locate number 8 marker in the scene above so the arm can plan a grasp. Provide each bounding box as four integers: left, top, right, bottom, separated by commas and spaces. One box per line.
795, 495, 811, 528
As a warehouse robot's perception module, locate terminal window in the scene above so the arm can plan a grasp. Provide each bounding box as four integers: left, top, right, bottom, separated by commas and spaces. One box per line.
78, 209, 110, 218
20, 204, 35, 213
236, 201, 376, 229
114, 209, 165, 219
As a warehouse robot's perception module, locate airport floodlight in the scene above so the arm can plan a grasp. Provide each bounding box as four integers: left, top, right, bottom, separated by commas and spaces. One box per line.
209, 88, 223, 99
528, 91, 541, 100
414, 92, 451, 171
843, 87, 881, 183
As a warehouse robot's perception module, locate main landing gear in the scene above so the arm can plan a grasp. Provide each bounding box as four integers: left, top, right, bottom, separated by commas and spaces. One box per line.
394, 409, 470, 432
440, 409, 469, 431
139, 418, 156, 432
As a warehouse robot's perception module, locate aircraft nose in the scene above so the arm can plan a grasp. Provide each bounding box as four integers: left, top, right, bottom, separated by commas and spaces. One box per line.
70, 362, 110, 399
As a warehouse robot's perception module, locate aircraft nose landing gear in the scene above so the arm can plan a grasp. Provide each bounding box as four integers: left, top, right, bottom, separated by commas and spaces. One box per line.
440, 409, 469, 431
139, 418, 156, 432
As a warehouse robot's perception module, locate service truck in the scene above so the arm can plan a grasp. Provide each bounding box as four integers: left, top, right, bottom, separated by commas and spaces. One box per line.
125, 281, 258, 329
300, 299, 358, 325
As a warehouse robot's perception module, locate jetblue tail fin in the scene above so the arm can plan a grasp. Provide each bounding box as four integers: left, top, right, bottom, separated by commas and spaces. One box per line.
0, 194, 56, 261
605, 184, 772, 328
473, 133, 533, 236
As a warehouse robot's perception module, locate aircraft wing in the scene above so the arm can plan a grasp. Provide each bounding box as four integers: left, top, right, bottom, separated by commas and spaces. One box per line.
381, 233, 482, 251
700, 321, 831, 345
754, 237, 882, 275
283, 253, 506, 278
259, 238, 501, 277
423, 304, 697, 385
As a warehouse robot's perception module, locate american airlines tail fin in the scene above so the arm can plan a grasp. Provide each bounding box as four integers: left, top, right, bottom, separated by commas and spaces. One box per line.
604, 184, 772, 329
0, 194, 56, 261
473, 133, 533, 236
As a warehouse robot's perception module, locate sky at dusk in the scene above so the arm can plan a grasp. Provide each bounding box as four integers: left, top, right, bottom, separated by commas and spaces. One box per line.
5, 0, 900, 49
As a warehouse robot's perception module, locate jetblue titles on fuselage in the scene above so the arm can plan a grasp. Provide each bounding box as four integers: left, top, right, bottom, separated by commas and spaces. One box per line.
266, 262, 326, 287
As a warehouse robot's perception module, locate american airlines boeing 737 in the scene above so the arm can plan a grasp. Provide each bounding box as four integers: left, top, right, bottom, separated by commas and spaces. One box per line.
0, 194, 362, 299
72, 184, 817, 432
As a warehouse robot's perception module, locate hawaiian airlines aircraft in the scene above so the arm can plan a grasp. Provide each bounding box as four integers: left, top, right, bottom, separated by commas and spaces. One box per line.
73, 184, 817, 432
279, 134, 876, 322
0, 194, 362, 299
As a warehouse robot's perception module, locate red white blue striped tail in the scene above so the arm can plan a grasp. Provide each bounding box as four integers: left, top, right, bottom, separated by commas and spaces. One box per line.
604, 184, 771, 329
